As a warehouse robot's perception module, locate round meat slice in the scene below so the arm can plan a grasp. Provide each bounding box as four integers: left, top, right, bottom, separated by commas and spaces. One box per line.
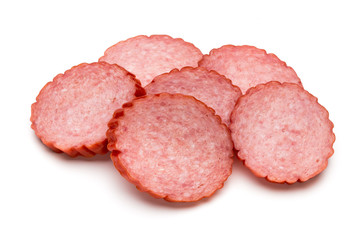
198, 45, 302, 94
145, 67, 242, 126
31, 62, 146, 157
99, 35, 203, 87
107, 93, 233, 202
230, 82, 335, 184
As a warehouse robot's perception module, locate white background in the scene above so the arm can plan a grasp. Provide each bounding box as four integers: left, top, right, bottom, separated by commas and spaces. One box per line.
1, 1, 359, 239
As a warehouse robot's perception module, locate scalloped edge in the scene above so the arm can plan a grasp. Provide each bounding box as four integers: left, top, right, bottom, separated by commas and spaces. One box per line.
30, 62, 146, 158
106, 93, 234, 202
229, 81, 335, 184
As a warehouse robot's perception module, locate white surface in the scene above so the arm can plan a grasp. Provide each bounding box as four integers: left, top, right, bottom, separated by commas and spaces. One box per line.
1, 1, 359, 239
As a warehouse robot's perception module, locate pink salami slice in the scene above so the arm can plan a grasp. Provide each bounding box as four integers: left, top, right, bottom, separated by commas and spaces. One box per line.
107, 93, 233, 202
230, 82, 335, 184
31, 62, 146, 157
145, 67, 242, 126
99, 35, 203, 87
199, 45, 302, 94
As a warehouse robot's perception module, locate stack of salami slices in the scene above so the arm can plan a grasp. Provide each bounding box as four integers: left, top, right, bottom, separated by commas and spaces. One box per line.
31, 35, 335, 202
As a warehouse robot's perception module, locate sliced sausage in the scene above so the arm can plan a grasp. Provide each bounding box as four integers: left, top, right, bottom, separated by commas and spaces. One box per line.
199, 45, 302, 93
230, 82, 335, 183
31, 62, 145, 157
99, 35, 203, 87
145, 67, 242, 126
107, 93, 233, 202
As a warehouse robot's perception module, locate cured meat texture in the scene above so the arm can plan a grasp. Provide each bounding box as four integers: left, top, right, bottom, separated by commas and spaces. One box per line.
199, 45, 302, 94
230, 82, 335, 183
99, 35, 203, 87
31, 62, 145, 157
107, 93, 233, 202
145, 67, 242, 126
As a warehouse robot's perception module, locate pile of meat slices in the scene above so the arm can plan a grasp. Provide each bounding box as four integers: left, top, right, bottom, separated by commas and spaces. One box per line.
31, 35, 335, 202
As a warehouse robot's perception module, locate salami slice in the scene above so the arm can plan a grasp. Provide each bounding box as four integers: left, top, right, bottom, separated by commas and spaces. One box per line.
230, 82, 335, 184
199, 45, 302, 94
31, 62, 146, 157
145, 67, 242, 126
107, 93, 233, 202
99, 35, 203, 87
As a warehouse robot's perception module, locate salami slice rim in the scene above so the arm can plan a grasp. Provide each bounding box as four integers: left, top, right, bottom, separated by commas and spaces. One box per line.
31, 62, 146, 158
230, 81, 335, 184
107, 93, 234, 202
